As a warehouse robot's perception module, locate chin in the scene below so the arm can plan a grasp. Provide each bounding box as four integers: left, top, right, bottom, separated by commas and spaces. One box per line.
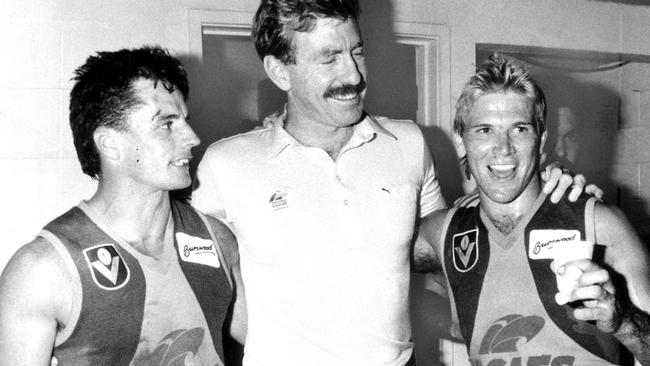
167, 177, 192, 191
480, 187, 521, 204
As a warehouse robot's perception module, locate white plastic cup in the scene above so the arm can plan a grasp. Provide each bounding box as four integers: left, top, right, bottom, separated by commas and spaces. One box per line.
553, 240, 594, 305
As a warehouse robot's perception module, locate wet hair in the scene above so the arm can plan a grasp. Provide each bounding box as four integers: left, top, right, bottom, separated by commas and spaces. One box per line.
252, 0, 361, 64
453, 54, 546, 137
453, 55, 547, 179
69, 45, 188, 179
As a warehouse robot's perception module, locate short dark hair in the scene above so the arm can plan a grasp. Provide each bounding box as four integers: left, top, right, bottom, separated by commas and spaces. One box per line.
454, 54, 547, 137
252, 0, 361, 64
69, 45, 189, 179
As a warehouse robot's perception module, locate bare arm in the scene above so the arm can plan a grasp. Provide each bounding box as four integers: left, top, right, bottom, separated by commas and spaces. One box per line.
0, 237, 73, 365
207, 216, 247, 345
412, 209, 449, 274
559, 203, 650, 364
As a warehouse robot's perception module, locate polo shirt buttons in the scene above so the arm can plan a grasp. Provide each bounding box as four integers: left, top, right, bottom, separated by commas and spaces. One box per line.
343, 199, 349, 205
336, 175, 342, 181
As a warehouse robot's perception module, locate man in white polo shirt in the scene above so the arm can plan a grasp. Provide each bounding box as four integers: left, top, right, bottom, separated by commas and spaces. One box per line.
191, 0, 591, 365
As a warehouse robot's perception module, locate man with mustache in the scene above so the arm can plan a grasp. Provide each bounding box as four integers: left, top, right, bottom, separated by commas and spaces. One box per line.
0, 46, 246, 365
192, 1, 590, 365
419, 55, 650, 365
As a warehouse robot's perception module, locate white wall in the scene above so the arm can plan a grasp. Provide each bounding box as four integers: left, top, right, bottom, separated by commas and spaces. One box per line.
1, 1, 649, 364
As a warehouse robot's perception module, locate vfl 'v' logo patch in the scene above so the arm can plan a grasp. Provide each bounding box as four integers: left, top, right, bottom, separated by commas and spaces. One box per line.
83, 244, 130, 290
452, 229, 479, 272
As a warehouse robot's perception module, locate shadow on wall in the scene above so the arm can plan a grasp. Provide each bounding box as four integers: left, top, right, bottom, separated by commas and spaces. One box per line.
538, 70, 650, 239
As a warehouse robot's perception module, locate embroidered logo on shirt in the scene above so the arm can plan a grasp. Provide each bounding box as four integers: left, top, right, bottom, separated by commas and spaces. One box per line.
83, 244, 130, 290
528, 229, 580, 259
452, 229, 479, 272
176, 232, 220, 268
269, 190, 288, 210
131, 328, 214, 365
476, 314, 575, 365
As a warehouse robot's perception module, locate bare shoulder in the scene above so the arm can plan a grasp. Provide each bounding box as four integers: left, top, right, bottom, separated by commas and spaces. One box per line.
593, 201, 649, 269
0, 236, 74, 323
0, 237, 76, 363
205, 215, 239, 266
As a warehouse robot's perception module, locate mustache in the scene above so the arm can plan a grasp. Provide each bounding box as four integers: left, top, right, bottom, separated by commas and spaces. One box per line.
323, 80, 366, 98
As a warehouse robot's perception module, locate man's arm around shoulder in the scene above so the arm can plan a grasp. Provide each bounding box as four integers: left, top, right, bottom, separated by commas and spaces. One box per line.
206, 216, 247, 345
0, 237, 74, 365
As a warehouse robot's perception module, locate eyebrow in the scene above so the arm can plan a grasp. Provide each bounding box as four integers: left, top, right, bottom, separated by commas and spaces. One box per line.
314, 40, 364, 60
151, 110, 182, 122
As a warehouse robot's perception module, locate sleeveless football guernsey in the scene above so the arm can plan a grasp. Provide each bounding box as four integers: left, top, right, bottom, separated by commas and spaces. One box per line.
41, 200, 232, 366
442, 193, 626, 366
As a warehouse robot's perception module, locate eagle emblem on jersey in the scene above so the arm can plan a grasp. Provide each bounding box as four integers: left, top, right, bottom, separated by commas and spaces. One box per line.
479, 314, 545, 354
83, 244, 130, 290
452, 229, 479, 272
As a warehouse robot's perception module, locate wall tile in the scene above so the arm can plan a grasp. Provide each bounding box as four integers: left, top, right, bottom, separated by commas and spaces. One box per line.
0, 88, 62, 159
621, 5, 650, 55
60, 158, 97, 210
0, 158, 61, 271
0, 22, 62, 89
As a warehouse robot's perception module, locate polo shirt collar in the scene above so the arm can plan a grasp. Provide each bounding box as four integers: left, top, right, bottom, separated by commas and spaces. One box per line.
265, 111, 397, 159
358, 114, 397, 141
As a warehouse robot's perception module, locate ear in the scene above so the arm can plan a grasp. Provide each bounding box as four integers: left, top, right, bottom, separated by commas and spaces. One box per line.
539, 130, 548, 153
263, 55, 291, 91
453, 131, 466, 159
538, 130, 548, 165
93, 126, 121, 161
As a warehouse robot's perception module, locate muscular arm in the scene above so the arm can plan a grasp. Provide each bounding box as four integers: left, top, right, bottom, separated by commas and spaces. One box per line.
207, 216, 247, 345
412, 209, 449, 274
0, 238, 73, 365
566, 203, 650, 364
596, 203, 650, 365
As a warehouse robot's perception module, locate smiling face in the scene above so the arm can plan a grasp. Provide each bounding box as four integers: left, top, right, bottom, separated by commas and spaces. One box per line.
282, 17, 367, 130
114, 78, 200, 192
458, 91, 547, 205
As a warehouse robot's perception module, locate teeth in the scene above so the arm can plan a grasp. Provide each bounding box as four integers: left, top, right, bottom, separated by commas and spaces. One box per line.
332, 93, 357, 101
489, 164, 515, 172
488, 164, 516, 178
172, 158, 189, 166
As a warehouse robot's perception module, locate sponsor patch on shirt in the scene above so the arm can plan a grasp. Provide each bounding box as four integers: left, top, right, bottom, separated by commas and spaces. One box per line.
83, 244, 130, 290
269, 189, 288, 210
176, 232, 220, 268
452, 228, 479, 272
528, 229, 581, 259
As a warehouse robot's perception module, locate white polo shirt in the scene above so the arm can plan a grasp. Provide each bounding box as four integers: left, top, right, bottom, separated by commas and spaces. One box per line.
192, 113, 445, 366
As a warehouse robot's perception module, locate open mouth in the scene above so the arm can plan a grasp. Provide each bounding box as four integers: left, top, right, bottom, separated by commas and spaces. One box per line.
488, 164, 516, 178
171, 158, 190, 167
330, 92, 359, 101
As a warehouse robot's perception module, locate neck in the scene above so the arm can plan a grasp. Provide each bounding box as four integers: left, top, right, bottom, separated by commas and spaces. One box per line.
479, 177, 542, 235
86, 180, 172, 257
283, 109, 355, 160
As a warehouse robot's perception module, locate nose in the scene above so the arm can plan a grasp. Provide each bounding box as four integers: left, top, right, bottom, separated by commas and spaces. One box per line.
493, 131, 513, 156
340, 54, 364, 86
182, 122, 201, 148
